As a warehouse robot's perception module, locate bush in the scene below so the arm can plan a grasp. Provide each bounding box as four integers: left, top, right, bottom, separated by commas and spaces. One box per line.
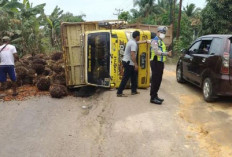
173, 38, 191, 55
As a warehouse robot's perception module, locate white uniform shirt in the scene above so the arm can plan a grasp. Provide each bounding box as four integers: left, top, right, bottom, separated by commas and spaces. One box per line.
122, 39, 138, 66
0, 44, 17, 65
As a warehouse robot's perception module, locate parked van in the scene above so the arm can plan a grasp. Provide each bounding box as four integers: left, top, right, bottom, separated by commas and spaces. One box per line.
176, 35, 232, 102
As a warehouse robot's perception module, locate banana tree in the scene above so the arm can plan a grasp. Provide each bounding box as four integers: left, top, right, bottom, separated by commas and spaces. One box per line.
44, 6, 85, 50
44, 6, 63, 49
0, 0, 22, 38
183, 3, 202, 40
0, 0, 23, 15
16, 0, 46, 55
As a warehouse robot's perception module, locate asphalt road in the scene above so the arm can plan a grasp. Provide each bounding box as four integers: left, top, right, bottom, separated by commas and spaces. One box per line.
0, 64, 232, 157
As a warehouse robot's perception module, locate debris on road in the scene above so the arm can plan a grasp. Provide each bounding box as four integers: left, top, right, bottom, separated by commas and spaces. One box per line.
0, 85, 49, 101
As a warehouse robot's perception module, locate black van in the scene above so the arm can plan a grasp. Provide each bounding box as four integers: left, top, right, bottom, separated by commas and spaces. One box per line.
176, 35, 232, 102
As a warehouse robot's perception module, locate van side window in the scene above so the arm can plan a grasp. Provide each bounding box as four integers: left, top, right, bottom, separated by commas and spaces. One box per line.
189, 41, 201, 54
209, 38, 223, 55
198, 40, 212, 55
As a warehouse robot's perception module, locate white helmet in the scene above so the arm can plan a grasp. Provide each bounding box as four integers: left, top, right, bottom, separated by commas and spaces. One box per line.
157, 26, 168, 34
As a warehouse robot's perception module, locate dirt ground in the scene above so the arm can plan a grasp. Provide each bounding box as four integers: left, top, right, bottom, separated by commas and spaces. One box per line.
0, 64, 232, 157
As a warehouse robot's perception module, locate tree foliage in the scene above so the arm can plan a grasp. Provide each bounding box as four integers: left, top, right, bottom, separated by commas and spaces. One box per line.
201, 0, 232, 34
118, 11, 131, 22
1, 0, 231, 56
119, 0, 231, 53
0, 0, 85, 56
183, 4, 201, 17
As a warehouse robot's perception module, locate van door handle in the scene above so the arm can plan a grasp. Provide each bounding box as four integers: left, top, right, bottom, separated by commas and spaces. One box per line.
202, 58, 206, 62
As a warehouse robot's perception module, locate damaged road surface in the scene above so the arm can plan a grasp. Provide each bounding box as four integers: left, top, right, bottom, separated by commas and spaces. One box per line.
0, 65, 232, 157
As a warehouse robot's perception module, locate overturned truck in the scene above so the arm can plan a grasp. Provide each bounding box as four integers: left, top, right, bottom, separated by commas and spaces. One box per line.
61, 21, 172, 89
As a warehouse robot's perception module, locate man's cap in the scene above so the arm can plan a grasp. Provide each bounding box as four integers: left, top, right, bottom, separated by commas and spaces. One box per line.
157, 26, 168, 34
2, 36, 10, 41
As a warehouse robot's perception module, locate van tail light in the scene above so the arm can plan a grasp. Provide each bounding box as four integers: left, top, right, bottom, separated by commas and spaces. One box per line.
221, 52, 230, 74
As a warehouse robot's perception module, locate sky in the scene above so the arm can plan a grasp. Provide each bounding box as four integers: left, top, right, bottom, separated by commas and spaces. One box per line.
22, 0, 206, 21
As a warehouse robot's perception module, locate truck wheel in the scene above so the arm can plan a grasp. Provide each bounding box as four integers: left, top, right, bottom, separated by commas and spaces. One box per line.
176, 65, 185, 83
203, 78, 215, 102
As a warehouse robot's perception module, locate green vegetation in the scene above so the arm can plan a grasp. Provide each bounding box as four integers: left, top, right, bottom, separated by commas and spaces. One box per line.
1, 0, 231, 57
0, 0, 85, 56
201, 0, 232, 34
119, 0, 232, 54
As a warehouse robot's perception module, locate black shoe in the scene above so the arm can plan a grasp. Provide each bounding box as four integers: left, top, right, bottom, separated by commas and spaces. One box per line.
117, 94, 127, 97
131, 91, 140, 95
150, 98, 162, 105
156, 96, 164, 102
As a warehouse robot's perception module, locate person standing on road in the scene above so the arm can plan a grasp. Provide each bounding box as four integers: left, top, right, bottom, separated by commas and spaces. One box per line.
0, 36, 18, 98
117, 31, 140, 97
150, 26, 172, 105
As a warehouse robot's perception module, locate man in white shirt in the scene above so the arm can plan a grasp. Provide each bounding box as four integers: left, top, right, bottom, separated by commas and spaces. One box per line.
0, 36, 18, 97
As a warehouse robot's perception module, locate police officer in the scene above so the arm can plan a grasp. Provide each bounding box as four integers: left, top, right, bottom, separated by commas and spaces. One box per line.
150, 26, 172, 104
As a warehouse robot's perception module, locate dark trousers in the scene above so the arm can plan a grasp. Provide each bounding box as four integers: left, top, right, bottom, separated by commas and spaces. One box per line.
150, 60, 164, 99
117, 61, 137, 94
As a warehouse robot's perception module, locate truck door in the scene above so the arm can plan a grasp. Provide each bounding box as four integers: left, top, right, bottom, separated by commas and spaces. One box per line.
86, 32, 111, 88
61, 22, 98, 88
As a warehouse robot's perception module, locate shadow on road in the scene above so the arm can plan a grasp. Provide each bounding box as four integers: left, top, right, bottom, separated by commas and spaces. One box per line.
215, 96, 232, 108
72, 86, 108, 97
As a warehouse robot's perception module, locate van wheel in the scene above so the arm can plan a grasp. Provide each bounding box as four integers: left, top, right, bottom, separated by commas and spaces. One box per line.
176, 65, 185, 83
203, 78, 215, 102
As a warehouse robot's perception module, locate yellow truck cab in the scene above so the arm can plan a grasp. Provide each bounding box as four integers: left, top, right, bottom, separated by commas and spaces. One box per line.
61, 22, 151, 89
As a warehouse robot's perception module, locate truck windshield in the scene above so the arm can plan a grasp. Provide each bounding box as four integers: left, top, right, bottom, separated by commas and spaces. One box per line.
87, 32, 110, 86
